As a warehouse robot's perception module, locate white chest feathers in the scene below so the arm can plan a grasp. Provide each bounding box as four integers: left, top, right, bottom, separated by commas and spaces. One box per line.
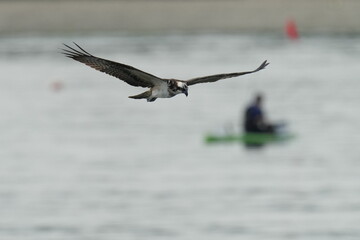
152, 83, 172, 98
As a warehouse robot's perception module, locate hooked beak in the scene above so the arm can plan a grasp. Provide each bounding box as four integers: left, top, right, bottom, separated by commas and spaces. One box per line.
183, 89, 188, 97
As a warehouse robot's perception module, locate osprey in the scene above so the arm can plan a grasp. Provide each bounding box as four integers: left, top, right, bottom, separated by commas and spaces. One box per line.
62, 43, 269, 102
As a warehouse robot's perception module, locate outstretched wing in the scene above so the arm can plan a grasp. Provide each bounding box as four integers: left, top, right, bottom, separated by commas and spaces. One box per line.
62, 43, 165, 88
185, 60, 269, 86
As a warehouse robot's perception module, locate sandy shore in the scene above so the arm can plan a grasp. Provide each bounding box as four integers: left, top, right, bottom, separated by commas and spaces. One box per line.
1, 0, 360, 35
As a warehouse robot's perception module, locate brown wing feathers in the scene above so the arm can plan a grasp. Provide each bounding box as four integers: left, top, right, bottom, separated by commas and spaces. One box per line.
62, 43, 161, 88
186, 60, 269, 86
63, 43, 269, 89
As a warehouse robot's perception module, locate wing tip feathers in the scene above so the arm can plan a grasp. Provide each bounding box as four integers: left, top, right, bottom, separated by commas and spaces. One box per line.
61, 42, 93, 59
254, 60, 269, 72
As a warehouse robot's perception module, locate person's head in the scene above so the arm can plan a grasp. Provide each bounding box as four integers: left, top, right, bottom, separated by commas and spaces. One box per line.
254, 93, 263, 106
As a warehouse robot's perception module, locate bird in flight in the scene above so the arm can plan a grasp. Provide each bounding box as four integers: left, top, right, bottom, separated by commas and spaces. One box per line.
62, 43, 269, 102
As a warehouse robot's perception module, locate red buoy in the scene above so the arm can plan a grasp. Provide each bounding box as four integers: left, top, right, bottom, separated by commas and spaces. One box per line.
285, 19, 299, 40
51, 81, 64, 92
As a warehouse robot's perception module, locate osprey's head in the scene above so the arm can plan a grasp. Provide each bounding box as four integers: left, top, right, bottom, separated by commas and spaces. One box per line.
168, 80, 188, 97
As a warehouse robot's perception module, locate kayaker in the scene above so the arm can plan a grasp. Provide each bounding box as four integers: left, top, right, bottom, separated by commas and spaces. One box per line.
243, 93, 275, 133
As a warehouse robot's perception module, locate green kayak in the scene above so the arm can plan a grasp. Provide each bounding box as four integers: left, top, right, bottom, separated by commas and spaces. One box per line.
205, 132, 294, 145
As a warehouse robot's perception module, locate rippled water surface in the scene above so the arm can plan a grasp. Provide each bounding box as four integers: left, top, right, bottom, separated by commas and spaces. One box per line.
1, 34, 360, 240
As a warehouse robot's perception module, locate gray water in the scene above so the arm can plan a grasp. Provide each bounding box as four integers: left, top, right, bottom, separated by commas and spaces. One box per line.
1, 33, 360, 240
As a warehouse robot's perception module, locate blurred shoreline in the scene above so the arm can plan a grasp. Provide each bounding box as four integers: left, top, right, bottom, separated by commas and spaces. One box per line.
1, 0, 360, 35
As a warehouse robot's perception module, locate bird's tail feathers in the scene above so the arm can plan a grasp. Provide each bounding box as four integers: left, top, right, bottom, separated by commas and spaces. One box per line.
128, 90, 152, 100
